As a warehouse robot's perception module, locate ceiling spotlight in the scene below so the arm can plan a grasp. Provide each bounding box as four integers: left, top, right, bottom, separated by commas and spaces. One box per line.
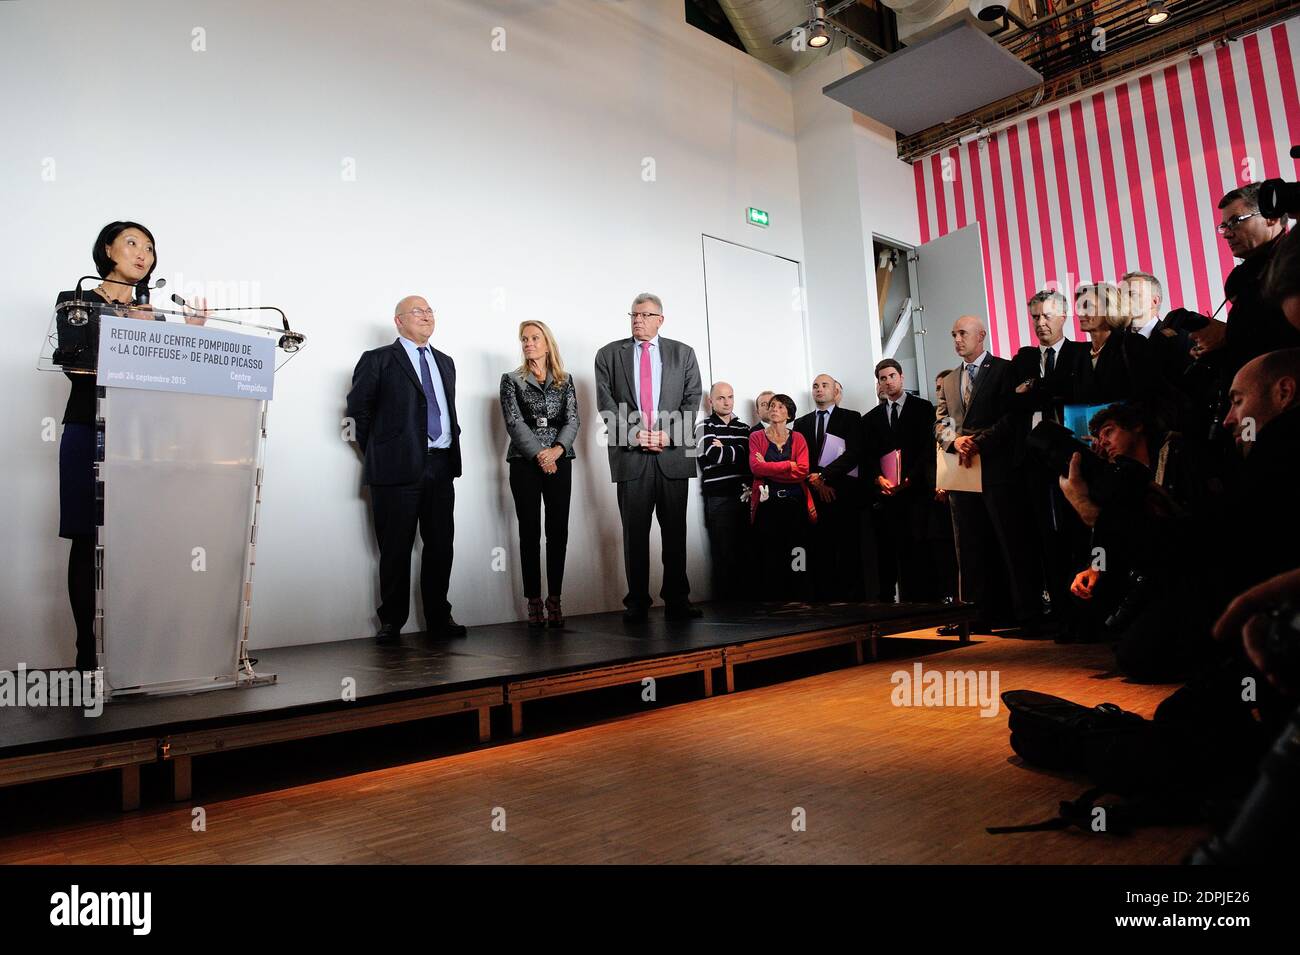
807, 19, 832, 48
1146, 0, 1170, 25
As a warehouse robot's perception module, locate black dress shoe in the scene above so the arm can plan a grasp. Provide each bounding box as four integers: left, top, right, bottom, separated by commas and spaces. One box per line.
432, 617, 468, 638
375, 624, 400, 645
664, 603, 703, 621
623, 605, 649, 623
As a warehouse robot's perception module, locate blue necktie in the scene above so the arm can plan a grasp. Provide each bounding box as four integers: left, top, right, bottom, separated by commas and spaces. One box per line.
417, 347, 443, 443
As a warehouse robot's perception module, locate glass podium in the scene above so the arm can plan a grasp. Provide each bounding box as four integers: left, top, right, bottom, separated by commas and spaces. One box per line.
39, 296, 303, 697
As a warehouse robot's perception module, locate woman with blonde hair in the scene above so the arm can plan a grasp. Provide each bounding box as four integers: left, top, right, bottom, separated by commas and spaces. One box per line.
1073, 281, 1168, 418
499, 321, 579, 628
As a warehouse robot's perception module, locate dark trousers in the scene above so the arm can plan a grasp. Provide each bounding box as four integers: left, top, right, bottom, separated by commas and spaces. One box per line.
508, 456, 572, 599
370, 448, 455, 630
873, 494, 934, 602
859, 505, 880, 602
616, 461, 689, 609
69, 536, 96, 670
806, 492, 863, 601
703, 492, 750, 601
949, 483, 1041, 622
1027, 467, 1088, 624
756, 492, 809, 601
927, 498, 959, 602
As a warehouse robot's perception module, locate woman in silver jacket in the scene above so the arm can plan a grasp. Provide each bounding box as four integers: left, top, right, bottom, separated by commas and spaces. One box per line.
499, 320, 579, 628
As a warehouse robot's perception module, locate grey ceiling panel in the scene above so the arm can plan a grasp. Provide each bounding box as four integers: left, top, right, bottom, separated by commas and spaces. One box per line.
822, 19, 1042, 136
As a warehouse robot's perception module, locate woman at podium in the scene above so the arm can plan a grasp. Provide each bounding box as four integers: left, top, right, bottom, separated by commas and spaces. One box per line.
54, 221, 165, 670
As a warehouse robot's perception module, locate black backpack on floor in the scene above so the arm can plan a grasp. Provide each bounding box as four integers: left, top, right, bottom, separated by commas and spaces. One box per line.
989, 690, 1227, 836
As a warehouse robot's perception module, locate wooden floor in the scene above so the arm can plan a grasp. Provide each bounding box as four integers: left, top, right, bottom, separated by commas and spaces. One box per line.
0, 632, 1206, 864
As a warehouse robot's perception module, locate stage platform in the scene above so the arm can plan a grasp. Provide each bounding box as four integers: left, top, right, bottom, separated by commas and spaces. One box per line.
0, 600, 975, 810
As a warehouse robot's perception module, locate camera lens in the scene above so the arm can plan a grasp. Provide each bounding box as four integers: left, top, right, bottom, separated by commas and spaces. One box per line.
1258, 177, 1300, 219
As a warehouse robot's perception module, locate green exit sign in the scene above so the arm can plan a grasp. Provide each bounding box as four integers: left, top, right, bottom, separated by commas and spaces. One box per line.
747, 207, 770, 228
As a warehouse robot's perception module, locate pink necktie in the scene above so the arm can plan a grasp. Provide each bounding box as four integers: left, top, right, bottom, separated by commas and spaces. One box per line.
639, 340, 653, 425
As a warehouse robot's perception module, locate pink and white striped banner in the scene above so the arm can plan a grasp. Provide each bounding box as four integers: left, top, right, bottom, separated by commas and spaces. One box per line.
912, 17, 1300, 358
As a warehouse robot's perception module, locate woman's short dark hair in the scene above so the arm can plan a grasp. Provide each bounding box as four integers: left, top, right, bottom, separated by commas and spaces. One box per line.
93, 221, 157, 279
769, 393, 796, 420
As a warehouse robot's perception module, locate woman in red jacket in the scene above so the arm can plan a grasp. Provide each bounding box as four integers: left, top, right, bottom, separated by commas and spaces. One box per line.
748, 393, 817, 603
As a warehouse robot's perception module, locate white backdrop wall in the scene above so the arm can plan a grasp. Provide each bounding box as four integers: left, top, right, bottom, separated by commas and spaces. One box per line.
0, 0, 810, 665
791, 49, 920, 415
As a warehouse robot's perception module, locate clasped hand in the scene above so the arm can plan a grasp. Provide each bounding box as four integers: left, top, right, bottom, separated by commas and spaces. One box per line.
636, 430, 670, 452
535, 445, 563, 473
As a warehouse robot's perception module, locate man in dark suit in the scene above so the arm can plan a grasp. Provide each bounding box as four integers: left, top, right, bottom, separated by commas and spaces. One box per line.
1010, 290, 1090, 633
594, 293, 703, 621
935, 315, 1042, 632
346, 295, 466, 643
861, 360, 935, 602
795, 374, 866, 601
1120, 271, 1192, 385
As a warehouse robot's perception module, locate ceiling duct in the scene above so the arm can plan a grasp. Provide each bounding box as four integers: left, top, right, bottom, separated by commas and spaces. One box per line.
879, 0, 970, 43
716, 0, 848, 73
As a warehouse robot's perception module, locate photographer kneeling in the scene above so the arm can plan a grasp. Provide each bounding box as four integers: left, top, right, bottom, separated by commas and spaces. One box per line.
1051, 404, 1216, 681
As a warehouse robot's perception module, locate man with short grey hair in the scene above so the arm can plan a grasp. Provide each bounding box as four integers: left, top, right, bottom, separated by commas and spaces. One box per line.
1011, 290, 1088, 633
595, 293, 704, 621
1120, 270, 1191, 383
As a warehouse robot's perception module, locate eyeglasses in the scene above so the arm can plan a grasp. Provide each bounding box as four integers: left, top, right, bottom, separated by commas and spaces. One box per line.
1217, 212, 1260, 235
401, 307, 435, 319
629, 311, 662, 320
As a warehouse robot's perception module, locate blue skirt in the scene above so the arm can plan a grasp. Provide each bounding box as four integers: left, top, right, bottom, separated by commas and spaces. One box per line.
58, 423, 96, 539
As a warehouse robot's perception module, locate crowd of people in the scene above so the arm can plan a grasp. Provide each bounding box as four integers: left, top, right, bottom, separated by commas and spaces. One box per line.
51, 176, 1300, 859
55, 182, 1300, 711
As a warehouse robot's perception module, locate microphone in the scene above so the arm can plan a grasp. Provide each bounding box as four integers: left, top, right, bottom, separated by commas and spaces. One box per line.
134, 276, 166, 305
63, 276, 165, 325
170, 293, 304, 352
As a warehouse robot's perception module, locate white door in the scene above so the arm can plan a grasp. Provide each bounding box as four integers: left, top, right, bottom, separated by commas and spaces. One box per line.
912, 223, 990, 401
701, 235, 811, 425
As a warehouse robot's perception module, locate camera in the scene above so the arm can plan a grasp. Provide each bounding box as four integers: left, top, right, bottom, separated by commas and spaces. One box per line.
970, 0, 1009, 21
1162, 307, 1210, 334
1257, 145, 1300, 219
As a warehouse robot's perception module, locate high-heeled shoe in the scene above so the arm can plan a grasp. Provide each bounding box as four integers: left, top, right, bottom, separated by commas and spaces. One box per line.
545, 595, 564, 629
526, 597, 545, 628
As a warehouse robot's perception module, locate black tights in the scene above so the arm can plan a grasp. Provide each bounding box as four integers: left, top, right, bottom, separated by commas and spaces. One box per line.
68, 535, 96, 669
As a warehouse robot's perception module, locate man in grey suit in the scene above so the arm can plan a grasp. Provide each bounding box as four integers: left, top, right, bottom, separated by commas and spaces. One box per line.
934, 315, 1042, 635
594, 293, 704, 621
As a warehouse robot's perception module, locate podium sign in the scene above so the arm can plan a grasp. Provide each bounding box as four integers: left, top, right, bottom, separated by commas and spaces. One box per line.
94, 314, 277, 696
97, 314, 275, 400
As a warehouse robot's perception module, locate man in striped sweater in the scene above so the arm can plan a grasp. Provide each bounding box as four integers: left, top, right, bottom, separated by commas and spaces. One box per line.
695, 381, 753, 601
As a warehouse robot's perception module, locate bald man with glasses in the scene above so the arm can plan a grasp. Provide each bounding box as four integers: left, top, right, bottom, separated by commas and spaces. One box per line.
347, 295, 466, 644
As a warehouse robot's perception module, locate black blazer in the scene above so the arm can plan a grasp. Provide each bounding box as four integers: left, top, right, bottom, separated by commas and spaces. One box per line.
1071, 330, 1178, 427
861, 394, 936, 499
793, 405, 862, 490
1144, 318, 1192, 382
1009, 339, 1089, 463
347, 339, 462, 486
1071, 331, 1149, 405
